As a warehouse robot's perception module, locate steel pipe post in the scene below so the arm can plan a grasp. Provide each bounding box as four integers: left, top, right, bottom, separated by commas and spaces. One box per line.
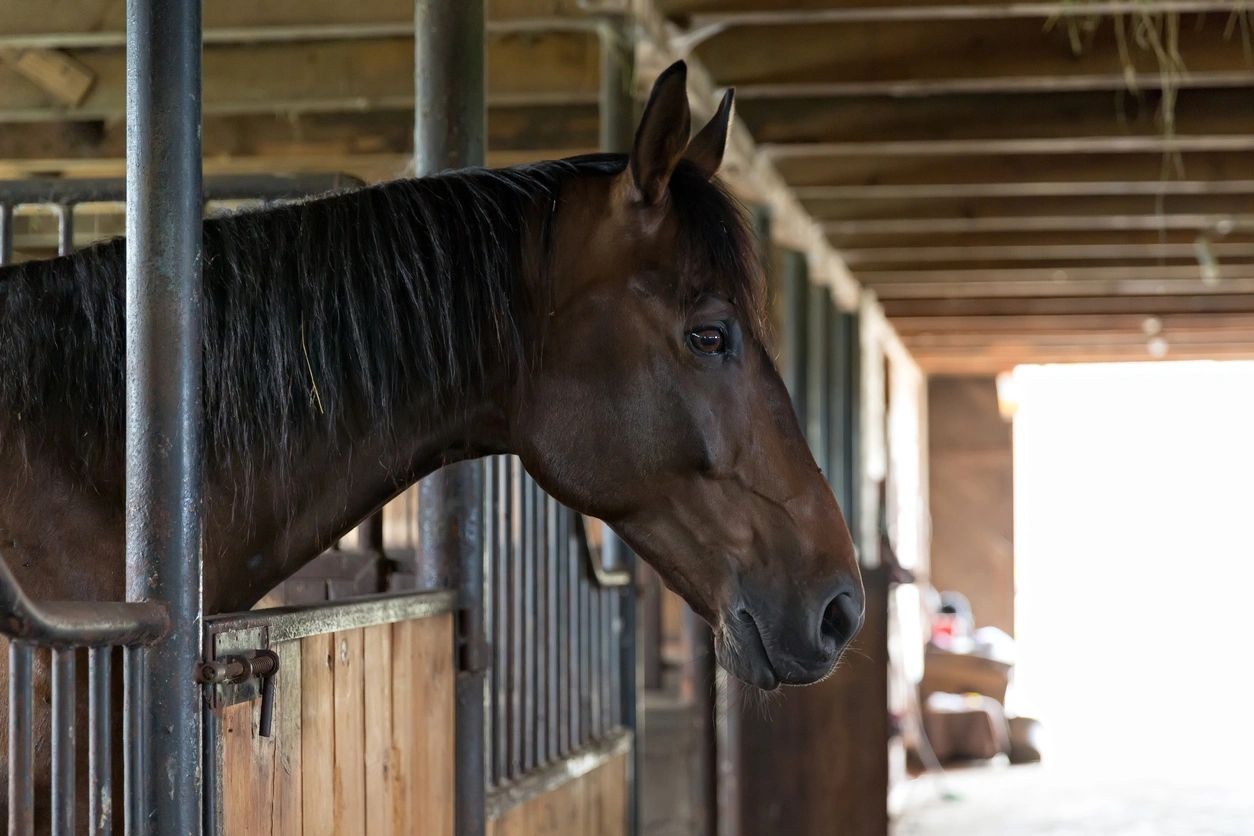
124, 0, 205, 832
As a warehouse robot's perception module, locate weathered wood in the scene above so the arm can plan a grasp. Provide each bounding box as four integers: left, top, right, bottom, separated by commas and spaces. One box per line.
0, 48, 94, 106
862, 264, 1254, 286
774, 150, 1254, 189
741, 88, 1254, 147
363, 624, 394, 836
827, 213, 1254, 236
332, 630, 367, 835
402, 615, 455, 836
807, 193, 1254, 223
301, 633, 337, 836
845, 243, 1254, 270
881, 293, 1254, 318
662, 0, 1238, 22
870, 277, 1254, 300
0, 33, 598, 122
909, 341, 1254, 373
693, 13, 1252, 95
892, 312, 1254, 335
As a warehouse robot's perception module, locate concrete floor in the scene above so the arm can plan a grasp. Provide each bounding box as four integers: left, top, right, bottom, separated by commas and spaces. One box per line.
894, 763, 1254, 836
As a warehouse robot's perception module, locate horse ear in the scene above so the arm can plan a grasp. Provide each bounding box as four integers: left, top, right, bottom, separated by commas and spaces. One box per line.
683, 88, 735, 180
630, 60, 692, 206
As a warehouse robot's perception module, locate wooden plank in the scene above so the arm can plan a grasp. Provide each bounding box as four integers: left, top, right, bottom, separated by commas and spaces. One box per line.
861, 264, 1254, 286
693, 14, 1252, 95
830, 228, 1254, 253
333, 630, 367, 836
845, 243, 1254, 270
363, 624, 394, 836
871, 277, 1254, 299
891, 312, 1254, 335
909, 341, 1254, 373
881, 293, 1254, 318
774, 150, 1254, 189
0, 1, 594, 44
302, 632, 336, 836
0, 33, 599, 122
826, 213, 1254, 235
662, 0, 1238, 22
396, 614, 455, 836
0, 48, 94, 106
806, 193, 1254, 223
272, 640, 304, 836
741, 88, 1254, 147
222, 700, 273, 835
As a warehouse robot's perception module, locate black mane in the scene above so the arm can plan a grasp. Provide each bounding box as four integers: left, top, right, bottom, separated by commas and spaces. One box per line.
0, 154, 761, 482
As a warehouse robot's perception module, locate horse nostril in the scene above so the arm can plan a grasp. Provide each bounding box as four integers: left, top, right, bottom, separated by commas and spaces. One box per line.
820, 591, 862, 652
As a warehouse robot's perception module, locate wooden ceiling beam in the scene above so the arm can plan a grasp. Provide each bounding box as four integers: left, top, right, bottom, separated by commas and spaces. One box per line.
806, 193, 1254, 223
881, 294, 1254, 317
842, 243, 1254, 269
773, 151, 1254, 189
662, 1, 1239, 25
739, 88, 1252, 147
891, 312, 1254, 335
909, 342, 1254, 374
864, 264, 1254, 285
0, 1, 598, 48
830, 228, 1254, 251
0, 106, 597, 182
0, 32, 600, 123
692, 14, 1252, 95
826, 214, 1254, 235
869, 277, 1254, 300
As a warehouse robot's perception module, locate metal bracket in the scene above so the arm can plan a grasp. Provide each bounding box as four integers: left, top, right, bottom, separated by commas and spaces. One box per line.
201, 626, 280, 736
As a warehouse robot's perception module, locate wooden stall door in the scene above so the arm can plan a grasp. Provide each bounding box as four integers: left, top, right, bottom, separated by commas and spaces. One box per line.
221, 613, 455, 835
487, 752, 629, 836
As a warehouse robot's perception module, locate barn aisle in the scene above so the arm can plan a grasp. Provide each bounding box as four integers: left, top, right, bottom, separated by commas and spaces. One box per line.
894, 763, 1254, 836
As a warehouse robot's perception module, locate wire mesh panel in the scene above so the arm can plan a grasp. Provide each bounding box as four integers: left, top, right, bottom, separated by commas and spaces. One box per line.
484, 455, 630, 792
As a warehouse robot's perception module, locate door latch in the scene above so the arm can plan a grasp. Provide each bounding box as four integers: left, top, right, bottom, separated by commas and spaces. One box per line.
199, 649, 280, 737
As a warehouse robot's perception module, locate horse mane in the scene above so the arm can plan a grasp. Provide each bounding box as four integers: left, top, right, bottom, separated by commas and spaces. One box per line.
0, 153, 762, 483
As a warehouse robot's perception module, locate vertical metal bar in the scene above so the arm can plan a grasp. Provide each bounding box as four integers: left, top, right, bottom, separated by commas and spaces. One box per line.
89, 647, 114, 836
493, 458, 509, 786
56, 204, 74, 256
545, 496, 559, 761
556, 505, 570, 757
683, 612, 717, 836
482, 460, 496, 787
535, 487, 549, 766
51, 648, 76, 836
125, 0, 204, 832
508, 459, 523, 778
579, 550, 591, 745
0, 203, 12, 266
123, 647, 147, 836
413, 2, 486, 830
569, 513, 581, 749
806, 282, 831, 465
590, 576, 602, 740
8, 641, 34, 836
521, 477, 536, 773
780, 250, 809, 417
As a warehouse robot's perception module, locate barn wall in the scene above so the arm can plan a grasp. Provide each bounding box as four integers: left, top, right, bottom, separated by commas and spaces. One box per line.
221, 613, 455, 836
927, 376, 1015, 635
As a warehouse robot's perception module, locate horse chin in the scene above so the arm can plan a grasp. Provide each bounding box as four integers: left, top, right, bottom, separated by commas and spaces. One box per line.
714, 609, 781, 692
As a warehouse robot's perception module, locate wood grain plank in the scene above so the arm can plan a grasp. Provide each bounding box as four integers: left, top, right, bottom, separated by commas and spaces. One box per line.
272, 640, 303, 836
332, 630, 367, 835
390, 620, 417, 836
363, 624, 394, 836
301, 633, 336, 836
409, 614, 455, 836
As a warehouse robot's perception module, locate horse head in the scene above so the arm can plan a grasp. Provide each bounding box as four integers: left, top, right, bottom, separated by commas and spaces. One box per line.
510, 62, 863, 690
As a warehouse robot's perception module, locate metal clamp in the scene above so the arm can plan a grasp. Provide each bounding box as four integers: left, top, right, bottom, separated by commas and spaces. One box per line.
199, 648, 280, 737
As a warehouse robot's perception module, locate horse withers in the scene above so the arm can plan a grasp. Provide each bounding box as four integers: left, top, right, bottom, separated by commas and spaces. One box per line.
0, 59, 861, 827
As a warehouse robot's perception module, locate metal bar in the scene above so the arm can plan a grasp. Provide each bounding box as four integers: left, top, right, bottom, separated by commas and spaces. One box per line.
579, 547, 591, 745
0, 554, 171, 647
509, 458, 523, 779
7, 641, 34, 836
535, 486, 549, 767
56, 205, 74, 257
545, 495, 560, 762
206, 589, 455, 644
590, 579, 603, 740
807, 282, 832, 466
0, 174, 358, 207
683, 611, 717, 836
0, 203, 11, 266
51, 647, 76, 836
568, 511, 581, 749
493, 458, 509, 786
123, 647, 146, 836
781, 250, 810, 417
125, 0, 205, 831
413, 2, 486, 830
89, 647, 113, 836
521, 476, 536, 773
483, 458, 498, 787
556, 504, 570, 758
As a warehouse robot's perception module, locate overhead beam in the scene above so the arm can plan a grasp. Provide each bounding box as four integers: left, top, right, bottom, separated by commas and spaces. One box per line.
881, 294, 1254, 317
740, 88, 1254, 146
663, 1, 1240, 25
826, 214, 1254, 236
0, 32, 600, 122
773, 151, 1254, 189
805, 193, 1254, 223
828, 228, 1254, 251
868, 277, 1254, 300
0, 1, 599, 47
692, 15, 1253, 96
891, 312, 1254, 335
907, 341, 1254, 374
845, 242, 1254, 270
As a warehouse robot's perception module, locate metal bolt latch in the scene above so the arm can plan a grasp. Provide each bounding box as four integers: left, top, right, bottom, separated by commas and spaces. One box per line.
199, 649, 280, 737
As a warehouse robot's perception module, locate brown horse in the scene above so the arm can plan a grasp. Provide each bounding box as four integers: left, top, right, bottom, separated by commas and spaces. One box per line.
0, 61, 861, 825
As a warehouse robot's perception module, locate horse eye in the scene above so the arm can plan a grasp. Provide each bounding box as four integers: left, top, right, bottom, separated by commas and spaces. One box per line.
688, 327, 726, 355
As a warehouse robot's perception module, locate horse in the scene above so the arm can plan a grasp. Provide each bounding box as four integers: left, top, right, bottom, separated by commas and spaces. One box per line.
0, 61, 862, 827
